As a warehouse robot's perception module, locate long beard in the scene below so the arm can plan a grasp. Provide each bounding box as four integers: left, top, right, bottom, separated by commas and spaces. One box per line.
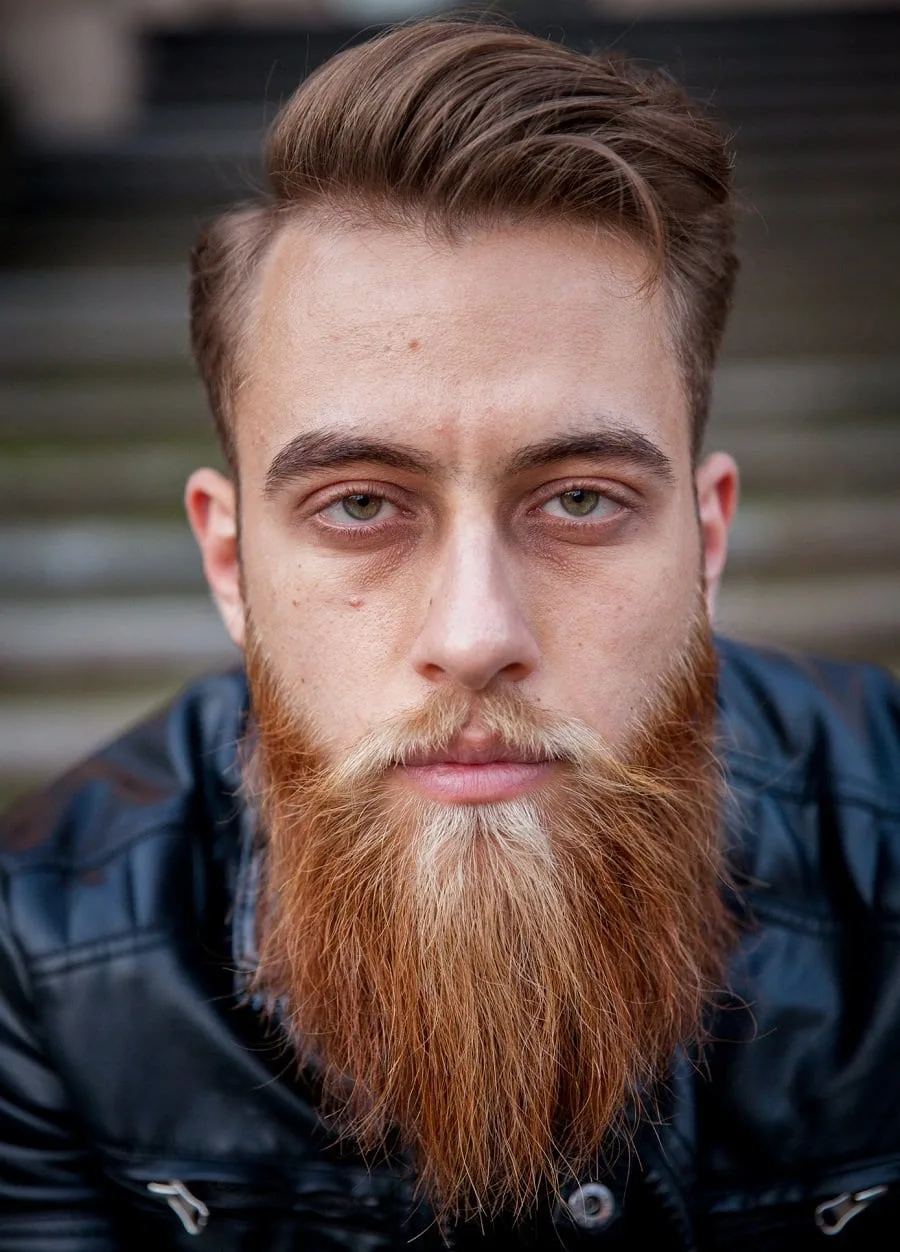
245, 615, 732, 1223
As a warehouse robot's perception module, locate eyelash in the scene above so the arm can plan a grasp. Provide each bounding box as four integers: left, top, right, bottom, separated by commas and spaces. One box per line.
533, 479, 633, 523
308, 479, 634, 537
310, 482, 409, 537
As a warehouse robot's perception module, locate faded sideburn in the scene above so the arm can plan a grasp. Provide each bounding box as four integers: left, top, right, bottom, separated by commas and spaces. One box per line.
245, 608, 734, 1223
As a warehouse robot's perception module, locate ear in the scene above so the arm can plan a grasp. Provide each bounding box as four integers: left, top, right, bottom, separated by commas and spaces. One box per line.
185, 467, 245, 649
694, 452, 739, 618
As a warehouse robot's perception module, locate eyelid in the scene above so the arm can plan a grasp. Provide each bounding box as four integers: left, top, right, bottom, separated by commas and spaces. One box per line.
320, 496, 400, 526
541, 496, 619, 523
303, 481, 413, 536
302, 480, 407, 514
529, 478, 637, 514
300, 476, 635, 534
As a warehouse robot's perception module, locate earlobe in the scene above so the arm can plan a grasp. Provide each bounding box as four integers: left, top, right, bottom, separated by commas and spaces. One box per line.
185, 468, 245, 649
694, 452, 739, 619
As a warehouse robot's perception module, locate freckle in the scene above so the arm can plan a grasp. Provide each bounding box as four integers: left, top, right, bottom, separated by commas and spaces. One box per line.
348, 597, 363, 609
408, 338, 419, 351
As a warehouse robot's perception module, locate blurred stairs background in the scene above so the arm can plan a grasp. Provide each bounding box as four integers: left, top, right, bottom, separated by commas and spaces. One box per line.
1, 6, 899, 805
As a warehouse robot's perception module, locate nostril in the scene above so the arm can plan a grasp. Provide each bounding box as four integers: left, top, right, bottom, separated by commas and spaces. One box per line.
418, 662, 451, 683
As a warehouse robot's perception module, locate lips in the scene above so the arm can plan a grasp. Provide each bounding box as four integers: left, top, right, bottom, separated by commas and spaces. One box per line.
398, 735, 553, 802
402, 736, 549, 768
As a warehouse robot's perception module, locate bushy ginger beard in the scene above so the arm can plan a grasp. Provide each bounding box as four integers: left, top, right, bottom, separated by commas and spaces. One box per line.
244, 611, 732, 1223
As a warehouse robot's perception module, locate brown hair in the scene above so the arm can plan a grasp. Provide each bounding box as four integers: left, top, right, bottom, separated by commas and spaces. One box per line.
191, 17, 737, 469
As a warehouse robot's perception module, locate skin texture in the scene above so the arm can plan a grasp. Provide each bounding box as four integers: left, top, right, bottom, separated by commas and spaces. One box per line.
186, 219, 738, 760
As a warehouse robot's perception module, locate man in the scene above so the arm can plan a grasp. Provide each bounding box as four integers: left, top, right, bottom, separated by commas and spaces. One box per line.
1, 17, 898, 1251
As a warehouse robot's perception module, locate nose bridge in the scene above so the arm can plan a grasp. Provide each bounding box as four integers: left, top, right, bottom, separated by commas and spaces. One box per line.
413, 511, 538, 689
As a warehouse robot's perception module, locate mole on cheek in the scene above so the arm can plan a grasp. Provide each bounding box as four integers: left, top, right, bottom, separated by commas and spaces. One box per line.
407, 338, 419, 351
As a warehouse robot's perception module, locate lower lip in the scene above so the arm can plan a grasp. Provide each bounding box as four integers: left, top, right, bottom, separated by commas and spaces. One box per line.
398, 761, 553, 803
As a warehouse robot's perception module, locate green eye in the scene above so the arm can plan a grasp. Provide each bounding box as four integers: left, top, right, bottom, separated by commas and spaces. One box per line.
341, 494, 383, 521
558, 488, 601, 516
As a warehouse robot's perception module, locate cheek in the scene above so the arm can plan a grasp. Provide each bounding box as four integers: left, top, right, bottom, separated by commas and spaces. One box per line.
522, 526, 702, 739
240, 529, 421, 727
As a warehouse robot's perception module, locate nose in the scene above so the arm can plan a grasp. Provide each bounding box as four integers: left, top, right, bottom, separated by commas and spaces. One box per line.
410, 520, 540, 691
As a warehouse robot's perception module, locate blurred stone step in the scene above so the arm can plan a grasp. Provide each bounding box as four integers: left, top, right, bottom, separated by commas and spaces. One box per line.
0, 372, 208, 441
0, 521, 202, 593
737, 190, 900, 222
1, 595, 236, 678
709, 80, 900, 116
0, 264, 190, 367
0, 444, 216, 518
736, 216, 900, 255
716, 571, 900, 660
732, 250, 900, 297
724, 317, 898, 362
774, 285, 889, 359
726, 498, 900, 576
0, 689, 189, 779
729, 116, 900, 160
0, 212, 200, 270
709, 358, 900, 423
14, 105, 265, 210
709, 426, 900, 494
142, 13, 900, 107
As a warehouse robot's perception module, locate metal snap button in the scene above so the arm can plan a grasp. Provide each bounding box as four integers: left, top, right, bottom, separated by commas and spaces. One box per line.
565, 1181, 617, 1230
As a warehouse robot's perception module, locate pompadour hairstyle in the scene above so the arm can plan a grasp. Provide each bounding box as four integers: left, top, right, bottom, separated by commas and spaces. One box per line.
190, 18, 737, 469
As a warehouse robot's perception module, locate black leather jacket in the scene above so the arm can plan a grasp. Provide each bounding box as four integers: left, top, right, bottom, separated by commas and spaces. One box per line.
2, 638, 899, 1252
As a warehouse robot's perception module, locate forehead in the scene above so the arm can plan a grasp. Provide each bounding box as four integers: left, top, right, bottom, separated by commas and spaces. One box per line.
236, 218, 689, 475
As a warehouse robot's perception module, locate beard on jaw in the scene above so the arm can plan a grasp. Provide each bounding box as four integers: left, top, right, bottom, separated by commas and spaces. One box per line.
243, 611, 733, 1225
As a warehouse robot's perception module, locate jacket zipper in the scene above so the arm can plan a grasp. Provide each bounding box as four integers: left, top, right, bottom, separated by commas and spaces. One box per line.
814, 1184, 888, 1236
139, 1173, 892, 1242
146, 1180, 210, 1236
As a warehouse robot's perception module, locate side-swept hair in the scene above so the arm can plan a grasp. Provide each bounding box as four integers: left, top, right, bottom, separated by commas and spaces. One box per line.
191, 18, 737, 469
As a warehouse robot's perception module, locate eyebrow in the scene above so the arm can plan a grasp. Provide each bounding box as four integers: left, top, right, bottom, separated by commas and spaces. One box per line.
264, 431, 439, 498
263, 420, 675, 498
505, 426, 674, 482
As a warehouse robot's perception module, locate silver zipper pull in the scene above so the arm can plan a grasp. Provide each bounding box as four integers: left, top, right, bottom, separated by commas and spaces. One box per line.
814, 1185, 887, 1236
147, 1180, 210, 1236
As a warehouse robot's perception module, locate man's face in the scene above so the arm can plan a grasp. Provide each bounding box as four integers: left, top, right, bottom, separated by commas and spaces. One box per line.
187, 216, 738, 1217
202, 219, 729, 761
